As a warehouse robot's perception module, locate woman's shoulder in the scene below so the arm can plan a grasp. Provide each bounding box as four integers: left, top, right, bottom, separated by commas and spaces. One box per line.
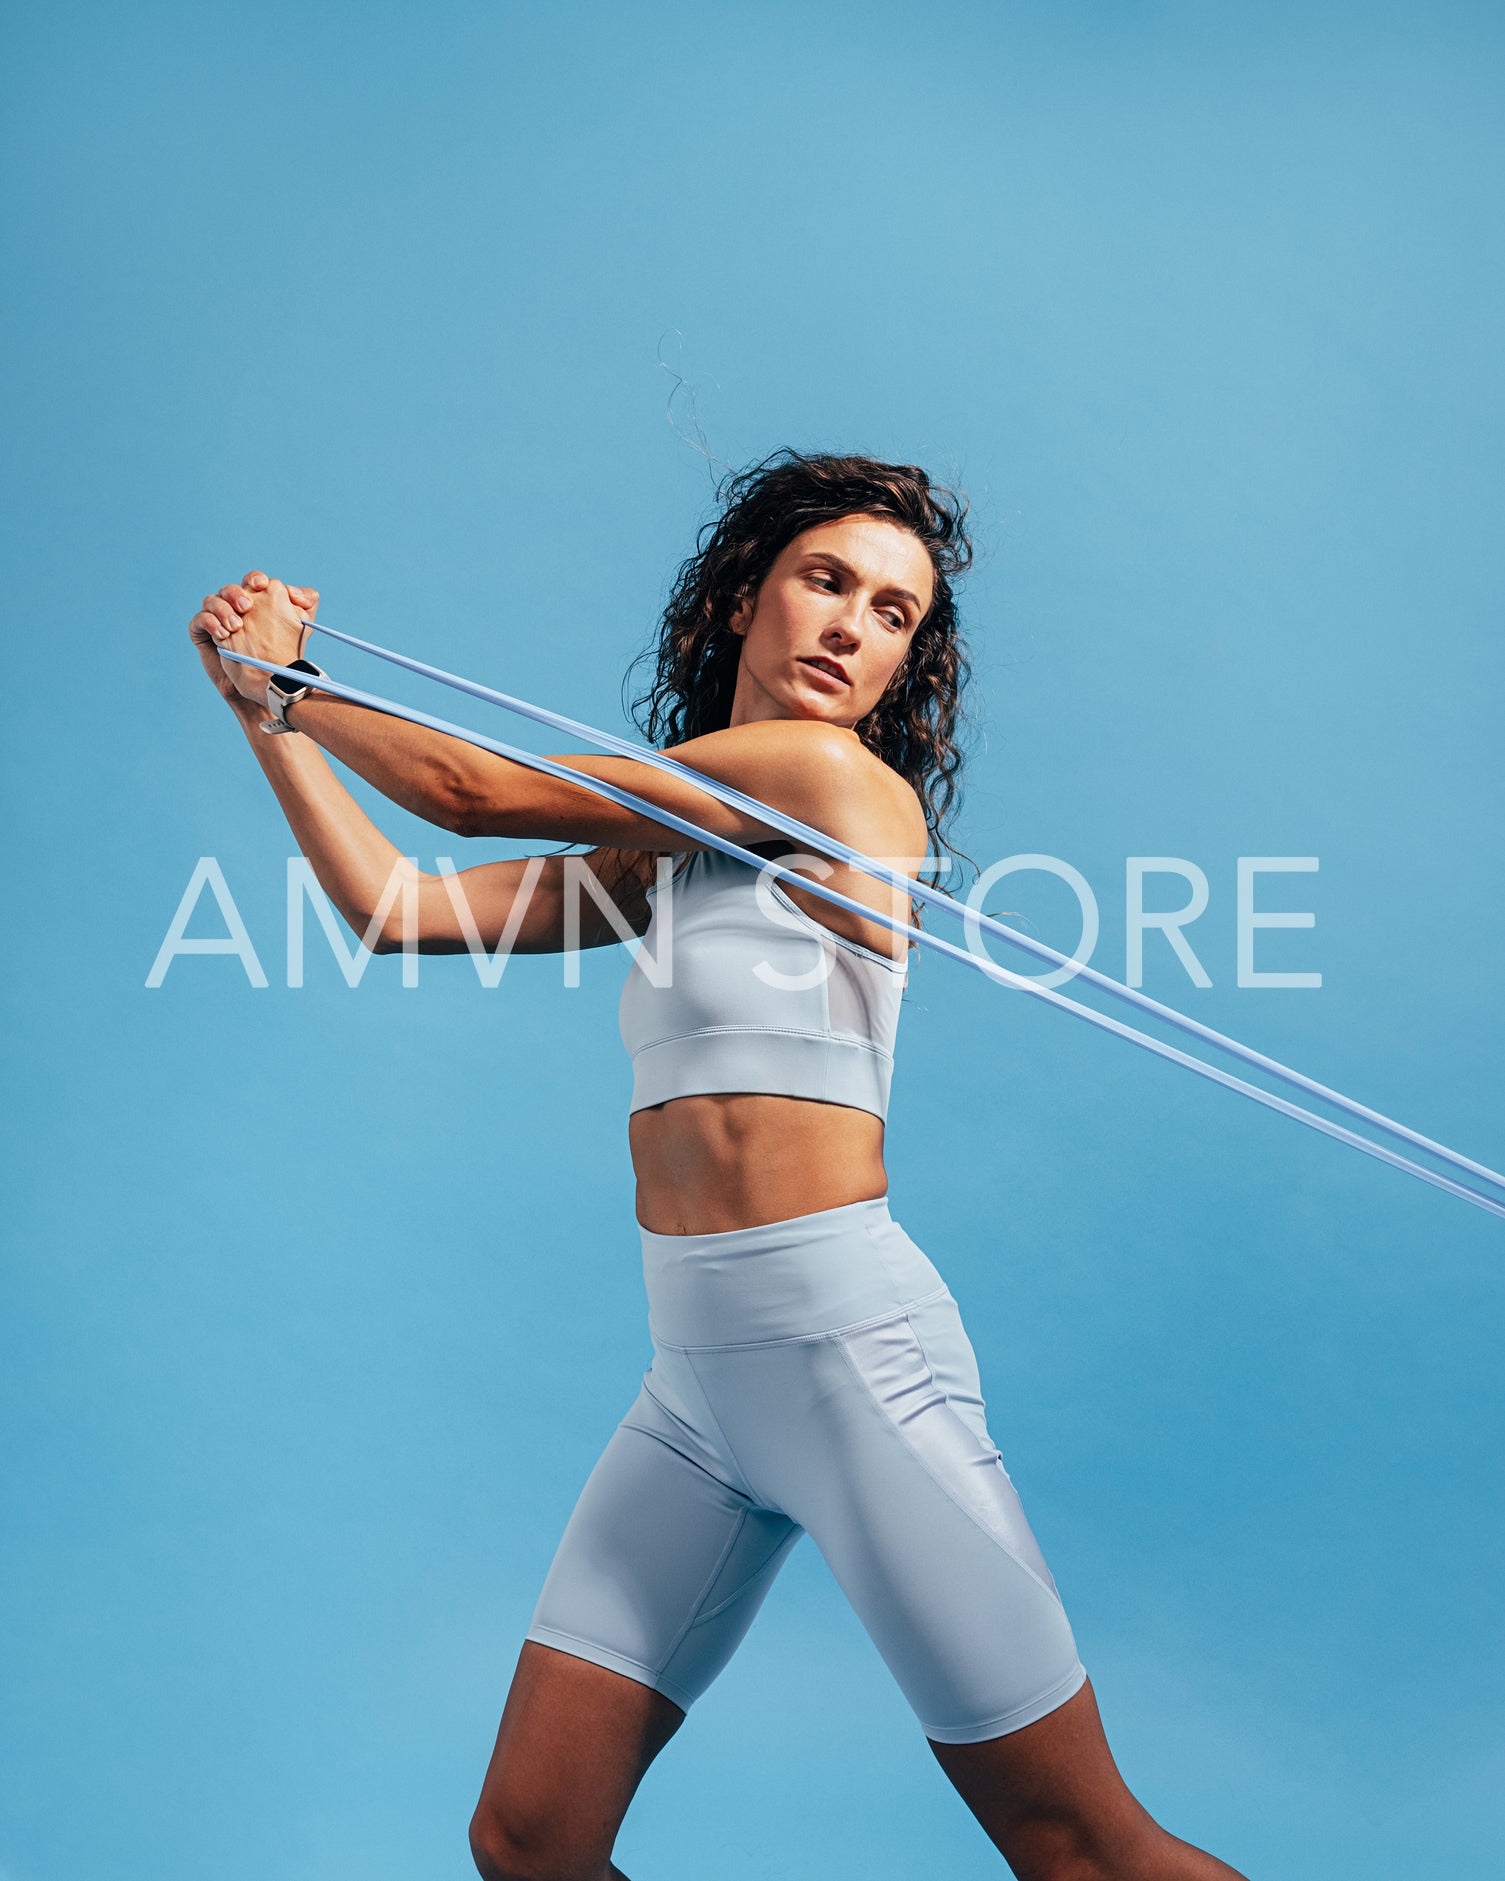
670, 717, 927, 854
683, 715, 864, 766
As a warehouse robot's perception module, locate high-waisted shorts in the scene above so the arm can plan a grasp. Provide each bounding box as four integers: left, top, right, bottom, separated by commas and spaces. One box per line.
525, 1194, 1087, 1743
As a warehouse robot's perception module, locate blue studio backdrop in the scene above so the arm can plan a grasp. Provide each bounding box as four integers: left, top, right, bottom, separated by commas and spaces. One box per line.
2, 5, 1501, 1878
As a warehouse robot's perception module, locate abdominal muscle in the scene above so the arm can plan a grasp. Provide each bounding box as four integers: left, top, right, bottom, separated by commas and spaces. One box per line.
629, 1092, 888, 1236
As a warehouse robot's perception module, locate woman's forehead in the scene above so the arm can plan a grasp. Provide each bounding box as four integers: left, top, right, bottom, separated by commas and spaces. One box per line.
782, 515, 935, 599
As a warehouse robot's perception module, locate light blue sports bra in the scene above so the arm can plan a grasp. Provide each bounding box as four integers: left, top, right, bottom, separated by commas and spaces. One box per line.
618, 847, 909, 1120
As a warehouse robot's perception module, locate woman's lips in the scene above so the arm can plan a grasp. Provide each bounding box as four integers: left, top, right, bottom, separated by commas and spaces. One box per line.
799, 657, 849, 689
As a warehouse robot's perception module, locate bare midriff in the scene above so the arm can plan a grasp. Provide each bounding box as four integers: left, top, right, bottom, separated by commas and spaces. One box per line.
629, 1093, 888, 1236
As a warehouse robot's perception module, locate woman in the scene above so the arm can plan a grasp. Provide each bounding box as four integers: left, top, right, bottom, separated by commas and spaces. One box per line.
191, 451, 1246, 1881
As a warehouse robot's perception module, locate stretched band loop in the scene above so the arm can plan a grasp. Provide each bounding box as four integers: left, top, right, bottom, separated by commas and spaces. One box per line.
217, 640, 1505, 1223
302, 620, 1505, 1200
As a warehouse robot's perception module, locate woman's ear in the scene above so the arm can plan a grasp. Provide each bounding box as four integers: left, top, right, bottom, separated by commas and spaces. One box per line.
728, 591, 751, 636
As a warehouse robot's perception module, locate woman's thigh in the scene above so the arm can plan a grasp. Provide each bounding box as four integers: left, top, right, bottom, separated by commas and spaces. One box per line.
474, 1374, 802, 1871
524, 1382, 802, 1711
689, 1287, 1087, 1743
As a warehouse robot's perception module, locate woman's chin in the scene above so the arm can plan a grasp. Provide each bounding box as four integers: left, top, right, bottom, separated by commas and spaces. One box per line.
788, 679, 858, 722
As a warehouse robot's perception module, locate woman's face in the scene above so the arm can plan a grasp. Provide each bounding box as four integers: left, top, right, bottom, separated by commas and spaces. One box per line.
726, 514, 936, 729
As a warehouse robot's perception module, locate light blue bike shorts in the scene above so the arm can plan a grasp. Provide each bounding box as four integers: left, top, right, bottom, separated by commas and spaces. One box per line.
524, 1194, 1087, 1744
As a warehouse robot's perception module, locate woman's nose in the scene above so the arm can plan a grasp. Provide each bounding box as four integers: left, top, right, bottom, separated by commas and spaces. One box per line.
826, 604, 863, 646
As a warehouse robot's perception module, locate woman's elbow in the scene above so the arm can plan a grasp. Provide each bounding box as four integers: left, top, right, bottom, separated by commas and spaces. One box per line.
367, 926, 448, 956
366, 907, 452, 954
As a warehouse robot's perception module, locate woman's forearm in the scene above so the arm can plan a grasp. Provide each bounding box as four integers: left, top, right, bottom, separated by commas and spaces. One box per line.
268, 689, 496, 832
229, 699, 426, 939
277, 688, 698, 848
211, 578, 668, 843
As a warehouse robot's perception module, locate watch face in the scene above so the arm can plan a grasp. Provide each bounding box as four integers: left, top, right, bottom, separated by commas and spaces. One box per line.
271, 661, 317, 696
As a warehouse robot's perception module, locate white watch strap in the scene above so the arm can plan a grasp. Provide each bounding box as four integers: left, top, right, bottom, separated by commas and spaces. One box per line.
258, 662, 325, 736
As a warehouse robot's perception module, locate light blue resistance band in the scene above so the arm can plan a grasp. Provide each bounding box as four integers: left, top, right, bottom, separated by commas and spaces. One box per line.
220, 636, 1505, 1224
307, 619, 1505, 1202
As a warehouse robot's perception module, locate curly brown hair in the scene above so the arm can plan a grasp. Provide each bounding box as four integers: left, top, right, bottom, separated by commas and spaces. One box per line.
625, 449, 977, 893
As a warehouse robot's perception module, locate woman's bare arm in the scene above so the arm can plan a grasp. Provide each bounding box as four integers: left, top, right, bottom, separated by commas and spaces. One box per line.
205, 576, 915, 857
221, 690, 655, 954
196, 575, 931, 956
188, 584, 653, 956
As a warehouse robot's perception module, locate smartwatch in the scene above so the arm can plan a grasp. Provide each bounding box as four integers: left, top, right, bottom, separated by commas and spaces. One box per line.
259, 658, 327, 736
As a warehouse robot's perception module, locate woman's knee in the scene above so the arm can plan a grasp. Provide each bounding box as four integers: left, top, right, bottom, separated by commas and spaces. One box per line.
992, 1813, 1164, 1881
984, 1803, 1239, 1881
467, 1801, 534, 1881
468, 1796, 611, 1881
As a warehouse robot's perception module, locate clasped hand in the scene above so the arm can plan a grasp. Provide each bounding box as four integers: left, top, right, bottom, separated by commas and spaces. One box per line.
188, 570, 322, 710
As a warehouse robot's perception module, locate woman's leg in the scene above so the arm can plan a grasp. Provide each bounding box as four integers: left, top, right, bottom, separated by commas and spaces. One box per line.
929, 1677, 1249, 1880
472, 1655, 1249, 1881
469, 1641, 684, 1881
682, 1265, 1246, 1878
473, 1362, 799, 1880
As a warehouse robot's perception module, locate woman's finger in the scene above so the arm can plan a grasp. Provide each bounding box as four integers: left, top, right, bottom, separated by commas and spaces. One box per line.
240, 570, 270, 591
204, 596, 241, 637
218, 583, 254, 612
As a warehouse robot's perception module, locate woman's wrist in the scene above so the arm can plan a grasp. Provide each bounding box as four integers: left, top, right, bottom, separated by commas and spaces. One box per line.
228, 686, 268, 733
